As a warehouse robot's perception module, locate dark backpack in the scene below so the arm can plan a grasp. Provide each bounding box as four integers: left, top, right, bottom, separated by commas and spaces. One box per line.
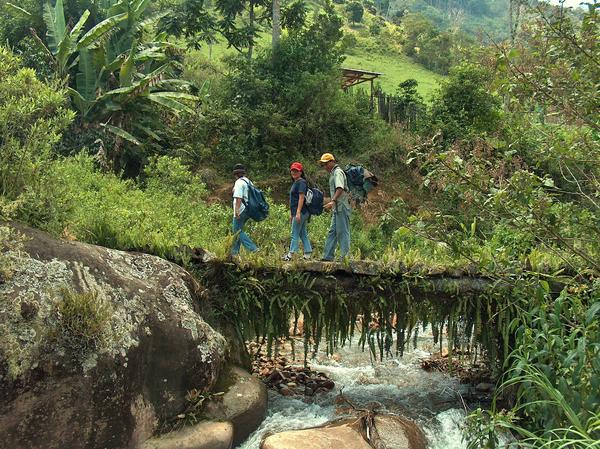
305, 187, 324, 215
241, 179, 269, 221
344, 164, 379, 204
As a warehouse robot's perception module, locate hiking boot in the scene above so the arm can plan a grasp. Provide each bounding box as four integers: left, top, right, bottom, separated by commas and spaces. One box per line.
281, 253, 293, 262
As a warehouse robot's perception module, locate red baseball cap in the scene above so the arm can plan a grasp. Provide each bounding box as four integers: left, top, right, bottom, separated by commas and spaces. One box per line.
290, 162, 303, 172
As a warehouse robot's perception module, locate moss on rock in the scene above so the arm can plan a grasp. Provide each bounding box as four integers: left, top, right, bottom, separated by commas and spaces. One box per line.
0, 222, 228, 449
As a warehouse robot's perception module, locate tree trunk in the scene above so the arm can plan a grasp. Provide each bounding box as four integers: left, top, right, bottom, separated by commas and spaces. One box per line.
248, 0, 255, 59
509, 0, 522, 46
272, 0, 281, 48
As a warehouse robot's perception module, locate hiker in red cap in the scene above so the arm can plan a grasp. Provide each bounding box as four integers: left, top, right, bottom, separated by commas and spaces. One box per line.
282, 162, 313, 261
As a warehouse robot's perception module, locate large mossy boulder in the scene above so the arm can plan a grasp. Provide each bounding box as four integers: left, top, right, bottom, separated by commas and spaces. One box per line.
0, 223, 227, 449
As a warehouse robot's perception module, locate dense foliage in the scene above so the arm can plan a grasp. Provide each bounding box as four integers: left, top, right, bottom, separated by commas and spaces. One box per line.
172, 2, 388, 171
0, 49, 73, 199
395, 2, 600, 445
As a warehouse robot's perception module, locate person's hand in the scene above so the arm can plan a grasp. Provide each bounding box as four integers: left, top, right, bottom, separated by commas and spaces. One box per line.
295, 213, 301, 223
324, 201, 335, 210
235, 211, 240, 219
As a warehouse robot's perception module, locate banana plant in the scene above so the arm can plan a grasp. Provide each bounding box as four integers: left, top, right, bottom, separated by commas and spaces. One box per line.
12, 0, 200, 156
68, 23, 199, 146
8, 0, 127, 81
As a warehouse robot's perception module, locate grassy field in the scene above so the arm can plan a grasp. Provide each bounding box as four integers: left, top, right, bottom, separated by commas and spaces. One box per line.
343, 50, 442, 100
193, 37, 442, 99
185, 0, 445, 99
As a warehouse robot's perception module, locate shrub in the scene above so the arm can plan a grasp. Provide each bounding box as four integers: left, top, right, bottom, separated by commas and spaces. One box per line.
0, 225, 24, 282
393, 79, 427, 131
369, 16, 386, 36
430, 62, 501, 142
0, 48, 74, 198
340, 33, 358, 52
144, 155, 207, 198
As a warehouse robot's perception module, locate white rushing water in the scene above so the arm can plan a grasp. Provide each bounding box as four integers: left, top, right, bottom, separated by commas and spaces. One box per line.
239, 329, 479, 449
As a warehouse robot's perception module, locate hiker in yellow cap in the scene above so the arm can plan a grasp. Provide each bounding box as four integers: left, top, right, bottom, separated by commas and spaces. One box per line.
318, 153, 351, 261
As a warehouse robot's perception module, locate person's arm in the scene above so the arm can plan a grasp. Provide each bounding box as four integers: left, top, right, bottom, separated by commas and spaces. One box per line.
296, 192, 305, 222
325, 188, 343, 210
234, 197, 242, 218
331, 187, 343, 202
326, 169, 346, 210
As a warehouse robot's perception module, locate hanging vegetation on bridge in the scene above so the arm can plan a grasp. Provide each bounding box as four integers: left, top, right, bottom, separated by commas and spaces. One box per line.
196, 261, 529, 372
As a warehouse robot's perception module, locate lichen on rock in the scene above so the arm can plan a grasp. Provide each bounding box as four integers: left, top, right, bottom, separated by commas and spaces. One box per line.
0, 222, 228, 449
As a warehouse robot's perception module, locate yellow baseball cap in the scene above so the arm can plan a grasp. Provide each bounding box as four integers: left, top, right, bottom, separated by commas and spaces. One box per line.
318, 153, 335, 164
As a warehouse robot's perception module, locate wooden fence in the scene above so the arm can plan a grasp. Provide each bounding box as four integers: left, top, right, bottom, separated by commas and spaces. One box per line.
375, 90, 425, 130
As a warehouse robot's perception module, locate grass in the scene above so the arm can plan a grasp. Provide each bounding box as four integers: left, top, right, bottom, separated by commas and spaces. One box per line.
190, 27, 443, 100
343, 49, 443, 100
54, 288, 111, 355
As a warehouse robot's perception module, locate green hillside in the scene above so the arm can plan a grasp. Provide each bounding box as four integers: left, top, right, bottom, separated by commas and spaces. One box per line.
343, 50, 442, 99
335, 4, 445, 98
364, 0, 511, 40
193, 22, 443, 100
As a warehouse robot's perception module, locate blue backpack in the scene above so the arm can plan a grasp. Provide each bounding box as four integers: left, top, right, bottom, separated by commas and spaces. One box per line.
305, 187, 324, 215
242, 179, 269, 221
344, 164, 378, 204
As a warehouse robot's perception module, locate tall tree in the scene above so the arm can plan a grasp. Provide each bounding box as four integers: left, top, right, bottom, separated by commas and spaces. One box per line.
272, 0, 281, 47
509, 0, 523, 44
163, 0, 271, 59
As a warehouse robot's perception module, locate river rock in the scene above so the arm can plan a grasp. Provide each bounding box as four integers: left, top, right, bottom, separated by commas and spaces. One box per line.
279, 386, 294, 396
0, 223, 227, 449
261, 422, 373, 449
203, 366, 268, 447
374, 415, 427, 449
261, 415, 426, 449
475, 382, 494, 393
140, 421, 233, 449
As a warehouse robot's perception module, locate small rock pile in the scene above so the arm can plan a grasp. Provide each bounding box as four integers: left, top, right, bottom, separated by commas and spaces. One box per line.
420, 350, 493, 386
248, 341, 335, 397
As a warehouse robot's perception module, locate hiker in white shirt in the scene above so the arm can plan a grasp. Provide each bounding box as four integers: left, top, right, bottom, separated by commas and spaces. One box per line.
231, 164, 258, 255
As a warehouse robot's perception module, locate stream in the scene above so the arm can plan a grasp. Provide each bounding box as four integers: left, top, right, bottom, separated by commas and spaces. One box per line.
239, 327, 491, 449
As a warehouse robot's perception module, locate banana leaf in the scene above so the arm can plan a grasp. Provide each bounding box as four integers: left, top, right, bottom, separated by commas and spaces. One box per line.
102, 124, 140, 145
147, 92, 195, 114
78, 12, 128, 49
44, 0, 66, 54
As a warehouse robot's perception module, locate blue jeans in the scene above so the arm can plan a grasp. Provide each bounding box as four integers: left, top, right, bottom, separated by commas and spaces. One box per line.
289, 212, 312, 254
231, 212, 258, 255
323, 208, 351, 260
